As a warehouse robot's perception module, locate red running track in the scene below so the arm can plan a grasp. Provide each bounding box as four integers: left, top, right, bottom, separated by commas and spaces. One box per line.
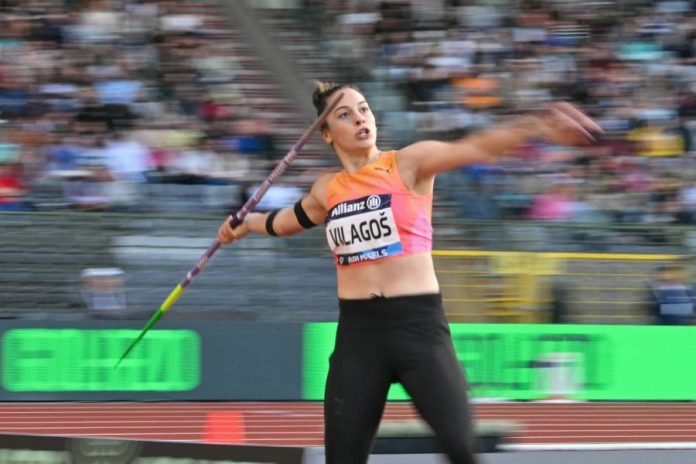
1, 402, 696, 447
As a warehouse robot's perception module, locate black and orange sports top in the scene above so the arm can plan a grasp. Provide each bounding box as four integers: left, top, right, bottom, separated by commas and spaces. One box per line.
325, 150, 433, 267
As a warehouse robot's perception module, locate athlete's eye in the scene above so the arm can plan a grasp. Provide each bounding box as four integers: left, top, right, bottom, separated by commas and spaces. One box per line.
360, 107, 370, 113
339, 112, 349, 119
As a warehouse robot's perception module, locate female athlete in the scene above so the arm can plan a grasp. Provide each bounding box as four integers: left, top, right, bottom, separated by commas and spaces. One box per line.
218, 82, 601, 464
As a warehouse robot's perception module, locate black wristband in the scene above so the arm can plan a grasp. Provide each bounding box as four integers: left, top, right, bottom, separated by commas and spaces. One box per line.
294, 199, 317, 229
265, 209, 280, 236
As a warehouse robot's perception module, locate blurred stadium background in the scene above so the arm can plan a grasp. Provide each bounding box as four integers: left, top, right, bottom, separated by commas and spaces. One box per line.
2, 0, 696, 462
2, 0, 696, 324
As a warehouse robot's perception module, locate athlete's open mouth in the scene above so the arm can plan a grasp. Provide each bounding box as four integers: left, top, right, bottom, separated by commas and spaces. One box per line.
356, 128, 371, 139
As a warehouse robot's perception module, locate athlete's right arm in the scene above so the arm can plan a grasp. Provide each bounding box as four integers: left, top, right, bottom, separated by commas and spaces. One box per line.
217, 173, 332, 245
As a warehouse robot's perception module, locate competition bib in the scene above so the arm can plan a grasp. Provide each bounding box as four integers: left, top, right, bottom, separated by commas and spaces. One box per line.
326, 194, 403, 266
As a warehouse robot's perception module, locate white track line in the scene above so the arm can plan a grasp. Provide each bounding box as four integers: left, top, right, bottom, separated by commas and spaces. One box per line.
502, 442, 696, 451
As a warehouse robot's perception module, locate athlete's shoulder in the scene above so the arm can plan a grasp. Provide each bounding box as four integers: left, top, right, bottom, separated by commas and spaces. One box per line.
393, 145, 437, 193
310, 170, 340, 203
313, 170, 340, 188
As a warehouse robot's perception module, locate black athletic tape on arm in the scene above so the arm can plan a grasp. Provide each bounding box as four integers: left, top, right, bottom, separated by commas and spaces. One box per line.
265, 209, 280, 236
294, 200, 317, 229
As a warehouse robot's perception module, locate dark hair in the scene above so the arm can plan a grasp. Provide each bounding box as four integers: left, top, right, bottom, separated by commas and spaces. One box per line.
312, 81, 360, 117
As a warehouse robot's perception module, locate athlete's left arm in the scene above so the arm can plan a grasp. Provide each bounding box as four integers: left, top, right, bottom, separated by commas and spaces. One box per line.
398, 102, 602, 182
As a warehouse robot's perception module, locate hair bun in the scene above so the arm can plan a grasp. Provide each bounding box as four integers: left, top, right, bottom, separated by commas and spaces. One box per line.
312, 80, 338, 111
311, 81, 358, 116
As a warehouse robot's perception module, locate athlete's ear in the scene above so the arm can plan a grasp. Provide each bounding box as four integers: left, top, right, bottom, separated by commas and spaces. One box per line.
321, 127, 333, 146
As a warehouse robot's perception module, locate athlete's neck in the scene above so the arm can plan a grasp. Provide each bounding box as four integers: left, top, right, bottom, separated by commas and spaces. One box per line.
337, 147, 382, 173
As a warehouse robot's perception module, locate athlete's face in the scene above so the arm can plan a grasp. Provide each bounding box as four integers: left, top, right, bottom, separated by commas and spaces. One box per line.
322, 88, 377, 153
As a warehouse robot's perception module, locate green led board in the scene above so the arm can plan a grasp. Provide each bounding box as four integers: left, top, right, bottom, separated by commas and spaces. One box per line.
2, 329, 200, 392
303, 323, 696, 401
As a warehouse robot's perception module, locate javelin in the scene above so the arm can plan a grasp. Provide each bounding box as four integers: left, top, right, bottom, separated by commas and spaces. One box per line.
115, 92, 344, 368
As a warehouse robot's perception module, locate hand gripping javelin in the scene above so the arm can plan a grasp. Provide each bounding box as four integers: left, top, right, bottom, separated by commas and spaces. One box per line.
115, 93, 344, 368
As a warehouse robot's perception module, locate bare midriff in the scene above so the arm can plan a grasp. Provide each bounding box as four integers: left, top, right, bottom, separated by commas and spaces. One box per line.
335, 251, 439, 299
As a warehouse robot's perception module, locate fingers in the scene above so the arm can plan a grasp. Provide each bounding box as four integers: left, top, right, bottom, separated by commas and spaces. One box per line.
550, 106, 595, 143
217, 222, 234, 244
217, 219, 245, 245
552, 102, 603, 137
537, 102, 602, 146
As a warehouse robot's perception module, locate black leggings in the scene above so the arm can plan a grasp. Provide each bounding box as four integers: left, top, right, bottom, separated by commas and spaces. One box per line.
324, 293, 477, 464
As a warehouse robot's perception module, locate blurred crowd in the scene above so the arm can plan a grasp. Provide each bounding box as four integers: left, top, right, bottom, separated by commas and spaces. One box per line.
0, 0, 281, 213
4, 0, 696, 225
312, 0, 696, 225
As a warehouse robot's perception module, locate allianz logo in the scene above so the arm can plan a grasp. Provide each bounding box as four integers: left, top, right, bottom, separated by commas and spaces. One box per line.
331, 195, 382, 218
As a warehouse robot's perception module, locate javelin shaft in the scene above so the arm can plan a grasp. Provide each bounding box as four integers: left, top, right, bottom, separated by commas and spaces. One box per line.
179, 92, 343, 290
116, 94, 343, 367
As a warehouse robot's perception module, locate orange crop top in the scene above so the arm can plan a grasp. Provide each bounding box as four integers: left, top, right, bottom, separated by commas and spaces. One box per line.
325, 150, 433, 267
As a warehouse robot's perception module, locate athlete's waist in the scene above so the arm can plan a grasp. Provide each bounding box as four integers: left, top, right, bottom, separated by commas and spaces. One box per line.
338, 292, 445, 327
336, 251, 439, 298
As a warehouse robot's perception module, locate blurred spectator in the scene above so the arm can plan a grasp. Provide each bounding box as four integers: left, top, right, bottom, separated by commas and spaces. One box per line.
62, 164, 112, 211
647, 263, 695, 325
626, 118, 685, 158
171, 136, 227, 184
527, 183, 576, 221
51, 133, 114, 211
44, 132, 82, 174
643, 177, 681, 225
457, 168, 501, 220
80, 267, 127, 319
0, 160, 29, 211
101, 131, 151, 182
225, 119, 277, 160
548, 278, 570, 324
677, 179, 696, 224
